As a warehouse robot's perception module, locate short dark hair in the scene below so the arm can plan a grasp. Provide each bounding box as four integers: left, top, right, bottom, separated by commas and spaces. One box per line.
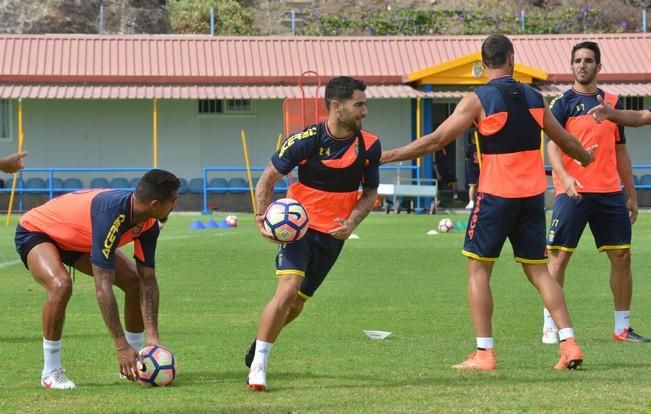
135, 169, 180, 202
481, 34, 514, 69
571, 41, 601, 64
324, 76, 366, 110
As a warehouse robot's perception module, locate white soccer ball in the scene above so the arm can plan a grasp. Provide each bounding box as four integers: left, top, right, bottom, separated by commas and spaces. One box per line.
438, 218, 454, 233
263, 198, 309, 242
225, 214, 238, 227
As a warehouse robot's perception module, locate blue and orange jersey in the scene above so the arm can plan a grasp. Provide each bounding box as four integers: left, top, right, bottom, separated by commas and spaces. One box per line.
19, 189, 159, 269
550, 88, 626, 194
271, 122, 381, 233
474, 76, 546, 198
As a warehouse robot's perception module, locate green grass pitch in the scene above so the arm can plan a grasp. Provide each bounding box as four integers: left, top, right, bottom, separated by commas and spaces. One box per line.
2, 212, 651, 413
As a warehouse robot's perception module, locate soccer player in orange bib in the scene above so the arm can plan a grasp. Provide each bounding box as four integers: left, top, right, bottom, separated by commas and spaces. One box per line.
381, 34, 596, 371
541, 42, 650, 344
245, 76, 381, 390
15, 169, 179, 389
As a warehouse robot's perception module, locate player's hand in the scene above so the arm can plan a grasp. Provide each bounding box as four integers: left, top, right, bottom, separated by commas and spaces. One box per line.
255, 213, 279, 243
328, 217, 354, 240
627, 197, 638, 225
578, 144, 598, 167
561, 175, 583, 200
116, 345, 141, 382
0, 151, 27, 173
587, 95, 613, 123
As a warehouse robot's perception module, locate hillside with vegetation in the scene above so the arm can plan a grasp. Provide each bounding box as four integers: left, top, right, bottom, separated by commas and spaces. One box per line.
0, 0, 648, 35
171, 0, 650, 36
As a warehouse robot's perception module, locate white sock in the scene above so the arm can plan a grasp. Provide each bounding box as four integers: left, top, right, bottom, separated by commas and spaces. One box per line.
614, 310, 631, 335
543, 308, 558, 331
251, 340, 273, 368
43, 338, 62, 376
558, 328, 575, 342
125, 331, 145, 351
476, 337, 494, 350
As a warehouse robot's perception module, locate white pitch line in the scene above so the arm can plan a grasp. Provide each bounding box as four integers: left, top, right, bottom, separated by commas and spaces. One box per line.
0, 259, 22, 268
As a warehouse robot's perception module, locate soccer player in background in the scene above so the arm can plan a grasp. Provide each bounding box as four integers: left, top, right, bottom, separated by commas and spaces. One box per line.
15, 169, 180, 389
541, 42, 650, 344
0, 150, 27, 174
381, 34, 595, 370
246, 76, 381, 390
465, 128, 480, 210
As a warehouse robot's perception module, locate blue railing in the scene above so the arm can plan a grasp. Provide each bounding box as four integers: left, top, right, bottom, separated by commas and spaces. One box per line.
3, 167, 151, 211
545, 164, 651, 190
200, 164, 423, 214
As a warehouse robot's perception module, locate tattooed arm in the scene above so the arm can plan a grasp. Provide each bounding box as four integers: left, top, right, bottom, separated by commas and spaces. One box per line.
136, 262, 160, 346
92, 264, 139, 380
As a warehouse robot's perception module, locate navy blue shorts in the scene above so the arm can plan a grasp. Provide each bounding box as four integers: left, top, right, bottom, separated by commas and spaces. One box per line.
467, 164, 479, 186
275, 229, 345, 299
547, 192, 631, 252
15, 224, 83, 269
463, 192, 547, 263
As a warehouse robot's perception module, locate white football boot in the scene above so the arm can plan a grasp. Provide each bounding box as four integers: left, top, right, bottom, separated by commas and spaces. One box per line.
247, 363, 267, 391
41, 368, 76, 389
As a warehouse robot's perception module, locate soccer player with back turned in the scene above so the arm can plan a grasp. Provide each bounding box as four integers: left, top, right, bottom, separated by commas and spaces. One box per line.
245, 76, 381, 390
541, 41, 650, 344
381, 34, 596, 370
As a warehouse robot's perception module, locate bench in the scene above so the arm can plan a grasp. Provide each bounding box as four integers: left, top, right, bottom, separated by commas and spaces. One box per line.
377, 182, 437, 213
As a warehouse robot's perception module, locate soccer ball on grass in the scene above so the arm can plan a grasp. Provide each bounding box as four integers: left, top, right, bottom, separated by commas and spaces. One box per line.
136, 345, 177, 387
438, 218, 454, 233
225, 214, 238, 227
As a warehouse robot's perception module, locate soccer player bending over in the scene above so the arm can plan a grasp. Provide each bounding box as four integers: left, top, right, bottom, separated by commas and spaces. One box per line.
381, 34, 596, 371
246, 76, 381, 390
15, 169, 179, 389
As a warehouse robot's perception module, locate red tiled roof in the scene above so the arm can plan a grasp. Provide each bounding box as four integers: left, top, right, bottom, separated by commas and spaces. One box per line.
1, 33, 650, 86
0, 83, 424, 99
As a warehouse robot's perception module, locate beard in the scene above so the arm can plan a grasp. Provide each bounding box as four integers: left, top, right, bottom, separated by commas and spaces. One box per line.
342, 117, 363, 131
159, 215, 169, 223
575, 71, 597, 85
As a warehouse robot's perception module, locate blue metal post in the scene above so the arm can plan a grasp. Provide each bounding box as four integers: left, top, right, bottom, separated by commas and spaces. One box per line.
520, 10, 525, 32
210, 7, 215, 35
291, 10, 296, 35
99, 1, 104, 34
202, 168, 211, 214
643, 8, 647, 33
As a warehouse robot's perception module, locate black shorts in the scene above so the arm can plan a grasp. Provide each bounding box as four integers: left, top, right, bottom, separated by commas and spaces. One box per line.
275, 228, 345, 299
547, 192, 631, 252
462, 192, 547, 263
467, 164, 479, 186
15, 224, 83, 269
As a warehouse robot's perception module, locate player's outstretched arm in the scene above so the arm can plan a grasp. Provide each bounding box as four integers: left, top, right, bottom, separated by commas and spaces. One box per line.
92, 264, 139, 381
543, 108, 595, 167
588, 95, 651, 127
381, 94, 479, 164
547, 141, 583, 199
0, 151, 27, 173
136, 263, 160, 346
255, 162, 284, 240
329, 187, 377, 240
